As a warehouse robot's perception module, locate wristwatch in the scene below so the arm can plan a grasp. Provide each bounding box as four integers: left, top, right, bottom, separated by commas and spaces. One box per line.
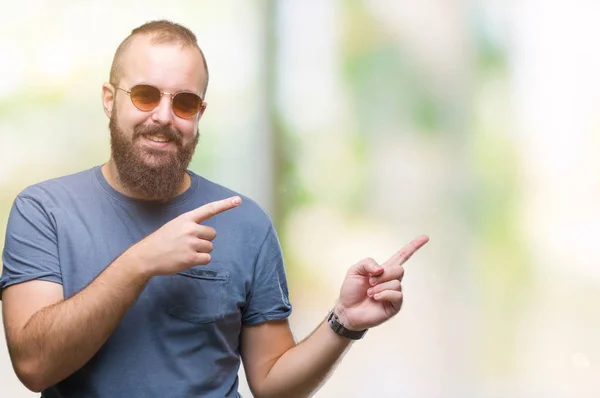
327, 310, 368, 340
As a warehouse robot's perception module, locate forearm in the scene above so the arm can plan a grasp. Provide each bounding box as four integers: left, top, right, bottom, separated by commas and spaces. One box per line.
12, 250, 150, 391
257, 320, 353, 398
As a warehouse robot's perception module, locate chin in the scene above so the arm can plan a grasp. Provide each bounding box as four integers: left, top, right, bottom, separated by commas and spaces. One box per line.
138, 147, 178, 162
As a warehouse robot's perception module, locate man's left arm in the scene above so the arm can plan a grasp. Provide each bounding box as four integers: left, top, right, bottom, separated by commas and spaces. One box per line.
241, 235, 429, 398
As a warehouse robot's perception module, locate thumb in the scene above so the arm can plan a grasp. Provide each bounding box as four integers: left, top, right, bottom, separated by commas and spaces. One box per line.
352, 258, 384, 277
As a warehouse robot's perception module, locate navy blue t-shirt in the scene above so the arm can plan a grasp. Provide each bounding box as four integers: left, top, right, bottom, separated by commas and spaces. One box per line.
0, 166, 292, 397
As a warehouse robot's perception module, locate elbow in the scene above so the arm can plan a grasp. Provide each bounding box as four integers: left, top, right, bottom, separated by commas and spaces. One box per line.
248, 382, 271, 398
254, 391, 308, 398
251, 384, 309, 398
13, 359, 52, 393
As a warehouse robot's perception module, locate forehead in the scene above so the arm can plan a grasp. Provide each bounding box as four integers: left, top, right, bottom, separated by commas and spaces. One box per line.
120, 35, 206, 94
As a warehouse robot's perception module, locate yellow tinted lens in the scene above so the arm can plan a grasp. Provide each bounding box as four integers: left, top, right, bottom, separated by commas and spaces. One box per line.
130, 84, 161, 111
173, 92, 201, 118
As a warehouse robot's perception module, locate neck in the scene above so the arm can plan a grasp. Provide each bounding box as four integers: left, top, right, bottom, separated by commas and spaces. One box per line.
101, 159, 191, 201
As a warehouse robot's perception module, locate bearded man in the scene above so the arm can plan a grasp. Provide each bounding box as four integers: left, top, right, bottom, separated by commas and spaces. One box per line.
1, 20, 428, 398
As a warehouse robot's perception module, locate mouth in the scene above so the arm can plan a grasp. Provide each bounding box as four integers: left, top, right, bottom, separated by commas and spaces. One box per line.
141, 134, 175, 149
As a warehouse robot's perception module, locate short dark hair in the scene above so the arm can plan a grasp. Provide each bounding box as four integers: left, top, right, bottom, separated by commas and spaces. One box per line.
109, 20, 209, 97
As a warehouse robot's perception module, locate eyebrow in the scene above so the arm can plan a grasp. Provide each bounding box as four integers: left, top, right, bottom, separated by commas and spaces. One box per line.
125, 81, 202, 96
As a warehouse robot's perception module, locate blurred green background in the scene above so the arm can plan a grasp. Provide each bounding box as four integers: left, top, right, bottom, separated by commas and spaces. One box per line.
1, 1, 599, 397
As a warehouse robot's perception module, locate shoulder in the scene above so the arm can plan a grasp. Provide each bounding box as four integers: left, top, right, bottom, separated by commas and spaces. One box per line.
17, 167, 97, 200
13, 167, 99, 213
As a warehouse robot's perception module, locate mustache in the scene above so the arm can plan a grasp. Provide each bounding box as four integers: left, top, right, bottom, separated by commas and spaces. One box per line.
133, 124, 183, 146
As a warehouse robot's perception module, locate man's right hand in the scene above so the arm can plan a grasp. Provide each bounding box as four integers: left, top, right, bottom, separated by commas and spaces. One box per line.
2, 196, 242, 392
129, 196, 242, 277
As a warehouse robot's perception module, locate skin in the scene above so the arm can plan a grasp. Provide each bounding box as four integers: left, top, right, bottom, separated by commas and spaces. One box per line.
1, 33, 430, 397
101, 35, 208, 200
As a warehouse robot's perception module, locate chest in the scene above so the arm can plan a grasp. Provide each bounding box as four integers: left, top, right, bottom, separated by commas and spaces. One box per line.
52, 203, 252, 320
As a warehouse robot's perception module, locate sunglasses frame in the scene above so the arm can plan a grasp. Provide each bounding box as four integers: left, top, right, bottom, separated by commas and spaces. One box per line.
111, 83, 205, 119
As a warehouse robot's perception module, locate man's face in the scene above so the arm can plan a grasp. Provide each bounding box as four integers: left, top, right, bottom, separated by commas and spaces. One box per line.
106, 36, 207, 202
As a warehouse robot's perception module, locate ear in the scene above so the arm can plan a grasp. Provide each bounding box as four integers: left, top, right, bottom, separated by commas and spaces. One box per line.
102, 83, 116, 118
198, 102, 208, 120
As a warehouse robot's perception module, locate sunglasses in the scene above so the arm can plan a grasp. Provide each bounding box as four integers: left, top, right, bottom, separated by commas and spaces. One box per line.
113, 83, 204, 119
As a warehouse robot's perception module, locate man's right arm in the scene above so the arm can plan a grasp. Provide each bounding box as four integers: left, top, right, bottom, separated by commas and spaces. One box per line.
2, 249, 150, 392
1, 195, 242, 393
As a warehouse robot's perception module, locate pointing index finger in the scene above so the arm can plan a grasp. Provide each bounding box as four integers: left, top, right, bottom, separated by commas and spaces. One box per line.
188, 196, 242, 223
385, 234, 429, 267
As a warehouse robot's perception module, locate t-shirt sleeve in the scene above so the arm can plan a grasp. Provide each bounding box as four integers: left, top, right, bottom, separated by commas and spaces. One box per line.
0, 195, 62, 297
242, 223, 292, 325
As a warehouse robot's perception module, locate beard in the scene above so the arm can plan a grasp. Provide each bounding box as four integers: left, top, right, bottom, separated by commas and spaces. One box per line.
109, 111, 199, 203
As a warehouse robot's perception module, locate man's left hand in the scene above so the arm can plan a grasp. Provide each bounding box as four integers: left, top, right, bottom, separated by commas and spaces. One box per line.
334, 235, 430, 331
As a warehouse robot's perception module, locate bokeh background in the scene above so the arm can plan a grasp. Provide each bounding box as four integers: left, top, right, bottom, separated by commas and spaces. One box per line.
1, 1, 599, 397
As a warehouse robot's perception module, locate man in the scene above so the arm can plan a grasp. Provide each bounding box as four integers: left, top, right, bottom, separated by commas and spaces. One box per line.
1, 20, 429, 397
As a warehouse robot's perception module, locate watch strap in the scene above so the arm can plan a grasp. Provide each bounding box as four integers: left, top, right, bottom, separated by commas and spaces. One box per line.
327, 310, 367, 340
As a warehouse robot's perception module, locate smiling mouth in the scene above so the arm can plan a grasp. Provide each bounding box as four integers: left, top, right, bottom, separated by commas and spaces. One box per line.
145, 134, 170, 143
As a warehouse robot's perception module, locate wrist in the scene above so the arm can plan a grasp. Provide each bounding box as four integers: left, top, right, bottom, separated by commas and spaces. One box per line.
120, 244, 154, 282
333, 303, 359, 331
327, 309, 368, 340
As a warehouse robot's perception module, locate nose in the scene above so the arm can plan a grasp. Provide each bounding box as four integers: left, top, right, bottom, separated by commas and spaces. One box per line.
151, 93, 174, 125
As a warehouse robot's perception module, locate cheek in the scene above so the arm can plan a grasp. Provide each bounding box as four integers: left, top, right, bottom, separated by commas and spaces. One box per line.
116, 99, 148, 125
174, 120, 198, 140
120, 114, 149, 135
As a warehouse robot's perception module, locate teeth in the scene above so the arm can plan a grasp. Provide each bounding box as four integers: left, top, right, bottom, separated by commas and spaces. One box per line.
146, 135, 169, 143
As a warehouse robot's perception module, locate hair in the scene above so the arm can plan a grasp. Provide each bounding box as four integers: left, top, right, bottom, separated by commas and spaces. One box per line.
109, 20, 209, 97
